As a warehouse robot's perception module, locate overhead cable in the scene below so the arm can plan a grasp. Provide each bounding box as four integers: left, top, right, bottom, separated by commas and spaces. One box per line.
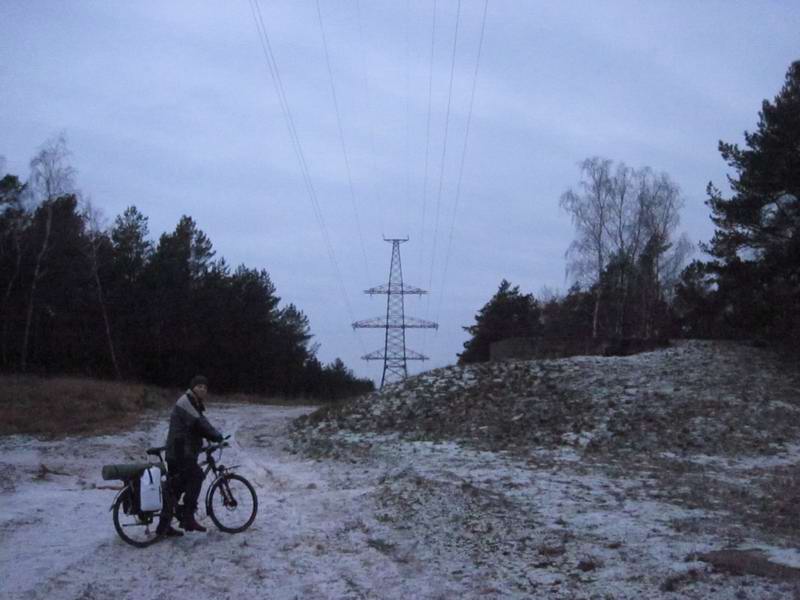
424, 0, 462, 330
404, 0, 412, 221
355, 0, 385, 236
315, 0, 372, 284
417, 0, 438, 275
435, 0, 490, 329
248, 0, 366, 354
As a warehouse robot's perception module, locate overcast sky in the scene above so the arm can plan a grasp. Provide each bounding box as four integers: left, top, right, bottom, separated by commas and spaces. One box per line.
1, 1, 798, 383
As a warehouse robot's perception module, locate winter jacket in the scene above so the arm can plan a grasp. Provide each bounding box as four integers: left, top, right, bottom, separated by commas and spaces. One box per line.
165, 390, 223, 463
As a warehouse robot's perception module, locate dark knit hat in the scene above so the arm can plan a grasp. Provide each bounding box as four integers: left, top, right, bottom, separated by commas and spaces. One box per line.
190, 375, 208, 389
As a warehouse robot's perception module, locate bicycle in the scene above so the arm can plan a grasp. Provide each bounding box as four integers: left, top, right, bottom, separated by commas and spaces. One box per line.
102, 437, 258, 547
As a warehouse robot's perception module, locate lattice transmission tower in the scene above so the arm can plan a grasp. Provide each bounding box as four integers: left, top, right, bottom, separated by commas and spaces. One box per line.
353, 238, 438, 389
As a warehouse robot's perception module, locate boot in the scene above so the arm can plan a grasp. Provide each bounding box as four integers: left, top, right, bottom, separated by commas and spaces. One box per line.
156, 519, 184, 538
164, 526, 184, 537
180, 513, 207, 533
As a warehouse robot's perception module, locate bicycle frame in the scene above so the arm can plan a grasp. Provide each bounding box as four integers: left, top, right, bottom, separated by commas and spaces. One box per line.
199, 444, 241, 509
111, 441, 240, 514
107, 437, 255, 545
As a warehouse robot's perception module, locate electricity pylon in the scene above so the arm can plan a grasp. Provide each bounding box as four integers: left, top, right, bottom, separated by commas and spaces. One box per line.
353, 238, 437, 389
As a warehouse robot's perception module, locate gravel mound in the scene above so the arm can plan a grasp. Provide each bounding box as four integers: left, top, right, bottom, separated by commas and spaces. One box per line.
293, 340, 800, 456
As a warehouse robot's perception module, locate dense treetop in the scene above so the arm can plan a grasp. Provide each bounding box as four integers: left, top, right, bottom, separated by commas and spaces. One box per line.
0, 141, 372, 399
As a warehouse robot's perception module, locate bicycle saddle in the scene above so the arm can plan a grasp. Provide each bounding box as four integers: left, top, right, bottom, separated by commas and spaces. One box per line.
146, 446, 166, 457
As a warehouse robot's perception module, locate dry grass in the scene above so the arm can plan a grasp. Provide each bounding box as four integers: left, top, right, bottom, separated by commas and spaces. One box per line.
0, 375, 315, 438
0, 375, 177, 437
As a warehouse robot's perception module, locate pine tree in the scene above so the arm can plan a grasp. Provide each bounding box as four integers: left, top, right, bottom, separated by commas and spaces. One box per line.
703, 61, 800, 340
458, 279, 542, 364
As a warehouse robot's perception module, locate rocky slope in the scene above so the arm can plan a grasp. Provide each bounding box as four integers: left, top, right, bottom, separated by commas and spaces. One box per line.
293, 340, 800, 457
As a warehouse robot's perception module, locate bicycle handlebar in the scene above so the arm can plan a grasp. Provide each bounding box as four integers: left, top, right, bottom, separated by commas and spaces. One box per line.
201, 437, 230, 454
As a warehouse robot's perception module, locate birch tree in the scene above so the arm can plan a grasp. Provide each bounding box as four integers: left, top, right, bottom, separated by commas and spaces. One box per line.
561, 158, 691, 339
560, 157, 613, 339
20, 135, 75, 372
83, 200, 122, 379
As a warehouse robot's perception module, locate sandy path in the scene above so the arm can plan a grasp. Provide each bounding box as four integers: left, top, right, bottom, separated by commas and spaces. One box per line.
2, 403, 799, 599
0, 405, 427, 600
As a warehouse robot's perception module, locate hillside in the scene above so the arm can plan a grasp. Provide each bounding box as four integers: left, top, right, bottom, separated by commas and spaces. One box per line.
293, 340, 800, 456
285, 340, 800, 596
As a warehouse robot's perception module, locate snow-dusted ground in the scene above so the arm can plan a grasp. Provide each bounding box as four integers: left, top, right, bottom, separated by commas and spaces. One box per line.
2, 402, 800, 599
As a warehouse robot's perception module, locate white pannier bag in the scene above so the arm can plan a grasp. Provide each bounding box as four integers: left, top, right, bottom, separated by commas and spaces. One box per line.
139, 466, 163, 512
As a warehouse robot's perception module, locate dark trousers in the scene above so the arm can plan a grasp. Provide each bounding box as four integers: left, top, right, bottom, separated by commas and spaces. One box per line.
158, 459, 204, 531
168, 459, 204, 513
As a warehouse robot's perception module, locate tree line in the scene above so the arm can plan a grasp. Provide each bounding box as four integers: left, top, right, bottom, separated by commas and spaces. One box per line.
459, 158, 690, 363
460, 60, 799, 363
0, 138, 373, 399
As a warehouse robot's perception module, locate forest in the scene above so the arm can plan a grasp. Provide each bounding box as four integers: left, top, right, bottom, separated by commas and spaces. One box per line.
0, 140, 373, 399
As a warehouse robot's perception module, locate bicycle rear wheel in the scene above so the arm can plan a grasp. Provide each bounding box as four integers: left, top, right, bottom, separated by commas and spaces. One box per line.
206, 474, 257, 533
112, 488, 162, 547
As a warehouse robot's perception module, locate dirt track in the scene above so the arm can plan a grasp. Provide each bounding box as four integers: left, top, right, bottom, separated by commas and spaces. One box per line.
2, 402, 800, 599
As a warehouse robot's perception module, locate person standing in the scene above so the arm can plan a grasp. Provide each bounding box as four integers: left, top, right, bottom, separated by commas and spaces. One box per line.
158, 375, 223, 535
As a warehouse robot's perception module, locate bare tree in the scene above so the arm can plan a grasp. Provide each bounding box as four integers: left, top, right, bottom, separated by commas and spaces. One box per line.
561, 158, 692, 340
648, 171, 684, 289
603, 163, 644, 335
83, 199, 122, 379
20, 134, 76, 372
560, 157, 613, 338
634, 168, 691, 336
538, 285, 562, 305
660, 233, 693, 300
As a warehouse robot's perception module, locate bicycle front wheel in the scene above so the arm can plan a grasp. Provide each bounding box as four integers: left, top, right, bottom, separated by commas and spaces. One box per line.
206, 473, 258, 533
112, 488, 162, 548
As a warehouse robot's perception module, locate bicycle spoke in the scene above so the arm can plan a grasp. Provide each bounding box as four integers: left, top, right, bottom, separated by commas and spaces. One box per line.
113, 486, 162, 547
207, 474, 257, 533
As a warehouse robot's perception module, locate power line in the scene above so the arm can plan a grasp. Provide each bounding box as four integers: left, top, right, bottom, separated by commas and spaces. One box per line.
249, 2, 328, 274
355, 0, 385, 237
248, 0, 366, 354
315, 0, 372, 284
404, 0, 411, 222
424, 0, 461, 327
417, 0, 438, 275
435, 0, 489, 329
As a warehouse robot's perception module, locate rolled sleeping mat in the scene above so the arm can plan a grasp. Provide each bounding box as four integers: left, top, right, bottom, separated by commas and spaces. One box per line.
101, 462, 164, 481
